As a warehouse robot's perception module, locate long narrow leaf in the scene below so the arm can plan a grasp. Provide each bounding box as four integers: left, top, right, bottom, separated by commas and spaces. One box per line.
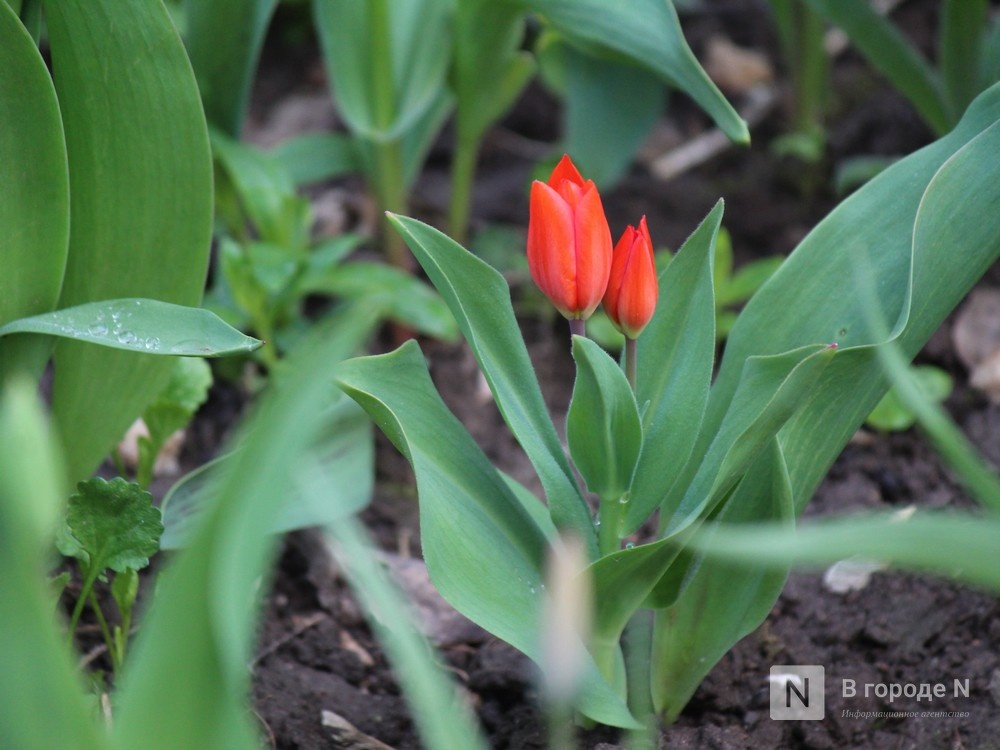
804, 0, 951, 133
388, 214, 596, 554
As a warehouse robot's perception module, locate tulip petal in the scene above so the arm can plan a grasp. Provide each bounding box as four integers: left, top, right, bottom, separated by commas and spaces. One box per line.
572, 184, 613, 318
549, 153, 585, 189
528, 180, 578, 316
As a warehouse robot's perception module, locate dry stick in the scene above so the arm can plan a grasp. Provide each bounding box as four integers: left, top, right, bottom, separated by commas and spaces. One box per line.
250, 611, 327, 668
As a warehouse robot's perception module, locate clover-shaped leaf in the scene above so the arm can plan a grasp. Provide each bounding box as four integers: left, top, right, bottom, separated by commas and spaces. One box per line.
58, 477, 163, 574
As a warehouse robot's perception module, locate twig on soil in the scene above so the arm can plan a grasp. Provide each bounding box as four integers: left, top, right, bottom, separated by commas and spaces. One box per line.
250, 611, 327, 668
321, 710, 397, 750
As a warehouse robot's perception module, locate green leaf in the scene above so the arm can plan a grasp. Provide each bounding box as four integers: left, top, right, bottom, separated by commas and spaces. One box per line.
211, 130, 310, 249
43, 0, 215, 483
538, 35, 665, 187
717, 256, 785, 307
0, 1, 69, 384
804, 0, 951, 134
662, 344, 835, 536
940, 0, 988, 121
58, 478, 163, 574
865, 364, 952, 432
159, 394, 374, 549
301, 260, 459, 342
567, 336, 641, 501
522, 0, 748, 143
709, 84, 1000, 517
272, 132, 361, 186
654, 83, 1000, 717
689, 509, 1000, 592
185, 0, 278, 136
113, 306, 375, 750
653, 438, 793, 720
624, 202, 722, 534
388, 213, 596, 555
0, 299, 262, 357
313, 0, 452, 141
0, 383, 109, 750
335, 342, 637, 728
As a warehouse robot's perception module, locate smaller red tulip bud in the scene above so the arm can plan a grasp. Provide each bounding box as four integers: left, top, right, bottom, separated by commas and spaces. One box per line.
527, 155, 613, 320
603, 216, 658, 339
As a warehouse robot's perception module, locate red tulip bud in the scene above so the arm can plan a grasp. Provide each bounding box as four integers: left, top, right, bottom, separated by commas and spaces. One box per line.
603, 216, 658, 339
527, 155, 613, 320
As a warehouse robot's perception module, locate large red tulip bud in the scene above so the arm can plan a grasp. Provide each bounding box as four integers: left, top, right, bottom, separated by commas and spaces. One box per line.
527, 155, 613, 320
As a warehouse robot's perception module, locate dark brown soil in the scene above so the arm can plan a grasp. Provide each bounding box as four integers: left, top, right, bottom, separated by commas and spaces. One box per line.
234, 0, 1000, 748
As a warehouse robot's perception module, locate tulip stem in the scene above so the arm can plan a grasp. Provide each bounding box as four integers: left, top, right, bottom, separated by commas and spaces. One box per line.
625, 337, 637, 392
569, 318, 586, 341
448, 130, 480, 245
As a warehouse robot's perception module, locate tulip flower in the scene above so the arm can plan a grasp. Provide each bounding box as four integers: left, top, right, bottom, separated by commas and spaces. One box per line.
603, 216, 658, 339
527, 155, 612, 320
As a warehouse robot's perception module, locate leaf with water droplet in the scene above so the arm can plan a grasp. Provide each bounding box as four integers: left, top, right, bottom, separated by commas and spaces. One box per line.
0, 298, 261, 357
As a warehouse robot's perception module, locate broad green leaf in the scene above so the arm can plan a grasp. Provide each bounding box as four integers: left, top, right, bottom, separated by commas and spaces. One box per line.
940, 0, 988, 121
567, 336, 641, 502
335, 342, 637, 728
653, 84, 1000, 718
58, 478, 163, 574
114, 307, 374, 750
624, 201, 721, 534
586, 537, 682, 646
709, 84, 1000, 516
185, 0, 278, 136
689, 509, 1000, 592
44, 0, 214, 483
0, 299, 262, 357
538, 36, 666, 187
522, 0, 748, 143
301, 260, 459, 342
804, 0, 951, 134
865, 364, 951, 432
313, 0, 452, 141
159, 394, 373, 549
717, 256, 785, 307
324, 516, 491, 750
0, 2, 69, 383
272, 132, 361, 186
653, 438, 793, 720
388, 214, 596, 554
0, 383, 109, 750
663, 344, 834, 536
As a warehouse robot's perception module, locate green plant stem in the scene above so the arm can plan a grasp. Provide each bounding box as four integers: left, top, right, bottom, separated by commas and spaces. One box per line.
448, 129, 481, 245
546, 701, 576, 750
623, 610, 658, 749
625, 337, 637, 392
66, 564, 101, 647
368, 0, 412, 273
88, 588, 118, 673
598, 493, 622, 556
